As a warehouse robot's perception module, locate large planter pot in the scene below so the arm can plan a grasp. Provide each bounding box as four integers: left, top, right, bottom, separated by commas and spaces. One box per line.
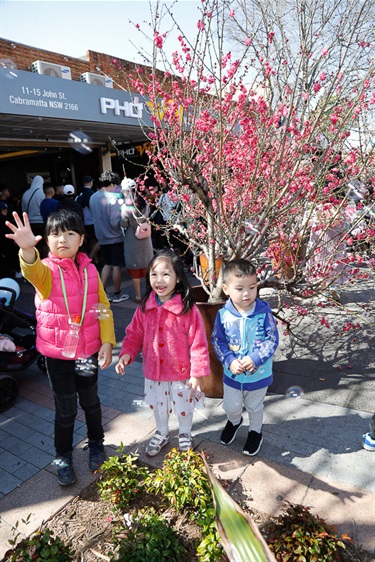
192, 285, 224, 399
199, 254, 223, 285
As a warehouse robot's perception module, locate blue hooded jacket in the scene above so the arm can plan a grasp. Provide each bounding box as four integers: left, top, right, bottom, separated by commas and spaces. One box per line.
211, 297, 279, 391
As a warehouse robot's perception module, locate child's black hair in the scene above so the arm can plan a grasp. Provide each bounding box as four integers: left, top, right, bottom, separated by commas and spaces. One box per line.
222, 259, 257, 283
141, 249, 194, 314
45, 208, 85, 238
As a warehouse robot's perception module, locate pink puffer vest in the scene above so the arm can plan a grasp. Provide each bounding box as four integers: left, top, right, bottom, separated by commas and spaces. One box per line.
35, 252, 101, 359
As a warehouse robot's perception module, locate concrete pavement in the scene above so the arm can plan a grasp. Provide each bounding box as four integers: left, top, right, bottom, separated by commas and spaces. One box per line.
0, 276, 374, 559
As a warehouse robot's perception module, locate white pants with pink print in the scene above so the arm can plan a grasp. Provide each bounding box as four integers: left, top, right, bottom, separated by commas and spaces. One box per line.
144, 379, 204, 436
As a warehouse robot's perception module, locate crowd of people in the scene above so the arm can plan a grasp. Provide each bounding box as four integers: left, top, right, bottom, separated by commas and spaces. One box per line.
0, 170, 172, 303
1, 170, 373, 489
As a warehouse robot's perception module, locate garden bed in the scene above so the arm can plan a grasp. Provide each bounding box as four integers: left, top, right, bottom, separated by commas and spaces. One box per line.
4, 450, 373, 562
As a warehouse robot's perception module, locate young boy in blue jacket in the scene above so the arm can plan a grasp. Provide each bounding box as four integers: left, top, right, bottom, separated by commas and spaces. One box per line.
212, 259, 279, 456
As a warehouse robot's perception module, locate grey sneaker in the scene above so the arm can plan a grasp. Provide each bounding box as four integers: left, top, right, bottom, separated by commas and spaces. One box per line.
56, 453, 76, 486
145, 432, 170, 457
112, 292, 129, 303
179, 433, 192, 451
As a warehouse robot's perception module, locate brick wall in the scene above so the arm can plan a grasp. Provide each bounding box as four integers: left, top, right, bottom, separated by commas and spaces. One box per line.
0, 38, 150, 90
1, 38, 176, 96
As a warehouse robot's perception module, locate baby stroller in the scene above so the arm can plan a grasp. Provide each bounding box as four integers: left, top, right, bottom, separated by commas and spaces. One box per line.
0, 279, 45, 412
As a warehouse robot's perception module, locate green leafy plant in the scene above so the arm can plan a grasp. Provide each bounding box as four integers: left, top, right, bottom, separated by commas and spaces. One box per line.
263, 502, 349, 562
195, 519, 225, 562
109, 507, 187, 562
97, 445, 150, 510
147, 448, 223, 561
148, 448, 213, 521
4, 524, 74, 562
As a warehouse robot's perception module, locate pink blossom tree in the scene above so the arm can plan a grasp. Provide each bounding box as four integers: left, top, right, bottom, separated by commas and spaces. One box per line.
125, 0, 374, 333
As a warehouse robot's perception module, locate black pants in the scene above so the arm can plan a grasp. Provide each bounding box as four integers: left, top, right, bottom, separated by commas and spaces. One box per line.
46, 355, 104, 457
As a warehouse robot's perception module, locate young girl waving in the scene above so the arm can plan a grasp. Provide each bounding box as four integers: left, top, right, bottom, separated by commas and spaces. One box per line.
116, 249, 210, 456
6, 210, 116, 486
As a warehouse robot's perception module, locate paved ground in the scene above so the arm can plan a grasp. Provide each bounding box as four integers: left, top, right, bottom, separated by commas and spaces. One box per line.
0, 274, 374, 559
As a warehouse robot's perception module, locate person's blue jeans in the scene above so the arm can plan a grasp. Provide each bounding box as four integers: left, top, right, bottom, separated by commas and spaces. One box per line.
46, 355, 104, 457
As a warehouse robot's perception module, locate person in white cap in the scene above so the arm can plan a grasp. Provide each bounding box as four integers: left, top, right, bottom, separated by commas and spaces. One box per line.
57, 185, 84, 223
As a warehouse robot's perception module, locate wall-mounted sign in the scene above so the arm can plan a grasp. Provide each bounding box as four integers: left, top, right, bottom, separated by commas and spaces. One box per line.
0, 69, 153, 128
115, 141, 153, 159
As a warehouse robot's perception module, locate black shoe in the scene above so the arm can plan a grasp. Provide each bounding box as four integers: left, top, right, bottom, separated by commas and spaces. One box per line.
88, 440, 105, 472
221, 417, 243, 445
243, 431, 263, 456
57, 454, 76, 486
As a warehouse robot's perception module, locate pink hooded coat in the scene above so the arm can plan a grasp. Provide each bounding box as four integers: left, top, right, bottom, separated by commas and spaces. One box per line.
119, 292, 210, 381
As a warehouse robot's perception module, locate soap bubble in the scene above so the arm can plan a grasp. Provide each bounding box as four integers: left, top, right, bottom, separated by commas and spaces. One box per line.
285, 386, 304, 399
91, 303, 111, 320
0, 58, 18, 79
75, 357, 97, 377
68, 130, 92, 154
132, 399, 146, 409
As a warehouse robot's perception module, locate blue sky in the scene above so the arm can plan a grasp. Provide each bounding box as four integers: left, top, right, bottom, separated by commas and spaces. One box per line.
0, 0, 201, 65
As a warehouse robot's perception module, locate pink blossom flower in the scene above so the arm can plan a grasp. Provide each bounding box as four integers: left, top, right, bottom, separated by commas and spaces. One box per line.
322, 47, 328, 55
320, 317, 331, 328
330, 114, 338, 125
313, 82, 321, 93
319, 72, 327, 81
154, 33, 163, 49
245, 38, 252, 46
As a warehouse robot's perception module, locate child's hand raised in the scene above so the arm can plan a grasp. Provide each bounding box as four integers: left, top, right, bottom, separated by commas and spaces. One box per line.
5, 212, 42, 251
116, 353, 131, 376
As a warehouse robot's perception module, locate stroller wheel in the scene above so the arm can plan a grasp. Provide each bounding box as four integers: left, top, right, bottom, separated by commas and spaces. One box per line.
37, 355, 47, 373
0, 374, 19, 412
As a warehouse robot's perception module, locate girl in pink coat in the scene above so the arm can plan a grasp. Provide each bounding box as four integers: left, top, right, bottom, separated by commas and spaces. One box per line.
116, 249, 210, 456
